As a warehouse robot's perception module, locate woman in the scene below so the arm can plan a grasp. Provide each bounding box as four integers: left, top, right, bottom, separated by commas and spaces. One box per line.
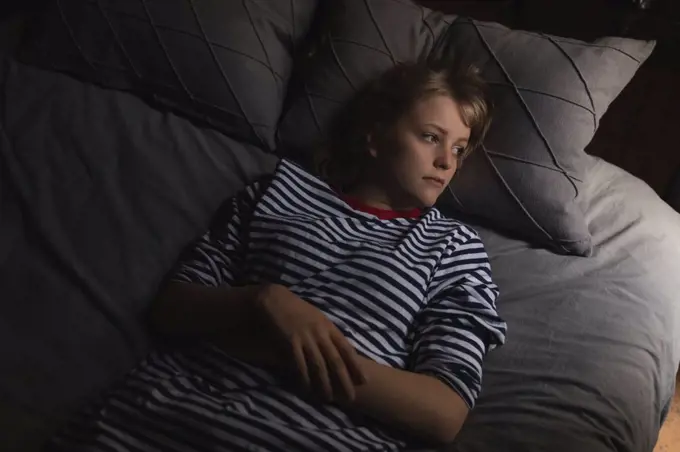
49, 62, 507, 451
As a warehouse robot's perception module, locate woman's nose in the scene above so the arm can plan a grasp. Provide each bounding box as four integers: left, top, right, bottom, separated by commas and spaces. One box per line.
434, 147, 454, 170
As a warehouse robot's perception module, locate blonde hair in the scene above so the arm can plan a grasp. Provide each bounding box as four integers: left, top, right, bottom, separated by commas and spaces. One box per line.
316, 62, 493, 191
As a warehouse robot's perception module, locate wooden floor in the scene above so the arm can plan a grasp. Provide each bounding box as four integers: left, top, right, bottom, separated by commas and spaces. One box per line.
654, 375, 680, 452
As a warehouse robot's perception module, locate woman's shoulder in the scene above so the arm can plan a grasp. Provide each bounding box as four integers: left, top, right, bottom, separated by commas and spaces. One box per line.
254, 158, 354, 220
274, 158, 329, 189
426, 208, 481, 241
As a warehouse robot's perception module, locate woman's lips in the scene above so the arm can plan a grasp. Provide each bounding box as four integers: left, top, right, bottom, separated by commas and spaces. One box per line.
423, 177, 445, 187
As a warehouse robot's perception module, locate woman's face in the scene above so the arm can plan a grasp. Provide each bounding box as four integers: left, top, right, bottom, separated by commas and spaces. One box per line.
368, 94, 471, 209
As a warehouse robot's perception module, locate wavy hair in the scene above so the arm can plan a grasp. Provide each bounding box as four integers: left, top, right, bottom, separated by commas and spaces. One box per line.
315, 62, 493, 191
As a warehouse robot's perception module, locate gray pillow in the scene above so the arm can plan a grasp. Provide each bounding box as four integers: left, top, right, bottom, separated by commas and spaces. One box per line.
277, 0, 655, 256
18, 0, 318, 151
666, 169, 680, 213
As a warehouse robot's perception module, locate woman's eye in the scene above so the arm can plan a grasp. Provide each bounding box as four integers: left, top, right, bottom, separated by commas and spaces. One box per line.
452, 146, 465, 156
423, 133, 439, 144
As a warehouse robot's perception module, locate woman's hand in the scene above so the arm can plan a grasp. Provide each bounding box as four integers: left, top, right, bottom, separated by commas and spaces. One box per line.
254, 283, 368, 403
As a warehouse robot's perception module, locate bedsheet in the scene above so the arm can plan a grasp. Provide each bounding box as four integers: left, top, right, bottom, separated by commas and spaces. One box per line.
449, 157, 680, 451
1, 57, 679, 452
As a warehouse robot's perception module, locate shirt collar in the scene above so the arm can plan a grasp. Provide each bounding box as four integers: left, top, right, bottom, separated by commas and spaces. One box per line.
337, 191, 423, 219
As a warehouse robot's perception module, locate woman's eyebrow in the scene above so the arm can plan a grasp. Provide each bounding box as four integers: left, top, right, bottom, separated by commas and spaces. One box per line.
424, 123, 469, 144
424, 123, 448, 135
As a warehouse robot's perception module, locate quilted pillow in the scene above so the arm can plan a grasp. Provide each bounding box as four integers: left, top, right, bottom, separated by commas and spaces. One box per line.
277, 0, 655, 256
18, 0, 318, 151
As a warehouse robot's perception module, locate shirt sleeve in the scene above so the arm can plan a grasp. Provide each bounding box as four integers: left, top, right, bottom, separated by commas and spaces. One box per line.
171, 177, 270, 287
410, 226, 507, 409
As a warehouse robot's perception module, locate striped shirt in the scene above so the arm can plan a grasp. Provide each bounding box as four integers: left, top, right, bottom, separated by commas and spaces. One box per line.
49, 159, 506, 452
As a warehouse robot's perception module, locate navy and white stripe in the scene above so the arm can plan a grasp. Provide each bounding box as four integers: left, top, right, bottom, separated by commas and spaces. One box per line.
50, 159, 506, 452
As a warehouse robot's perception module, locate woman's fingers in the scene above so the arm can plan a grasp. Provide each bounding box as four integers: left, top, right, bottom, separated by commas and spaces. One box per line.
303, 336, 334, 401
319, 334, 356, 402
291, 336, 310, 389
331, 330, 367, 385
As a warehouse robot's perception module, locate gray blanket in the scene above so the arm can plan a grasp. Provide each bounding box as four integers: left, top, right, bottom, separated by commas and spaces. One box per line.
453, 157, 680, 452
1, 55, 679, 452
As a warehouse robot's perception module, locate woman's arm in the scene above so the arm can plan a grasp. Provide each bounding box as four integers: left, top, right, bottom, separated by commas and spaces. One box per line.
150, 282, 281, 367
150, 282, 256, 338
346, 356, 468, 445
151, 281, 367, 395
343, 228, 507, 446
153, 283, 466, 444
148, 177, 282, 364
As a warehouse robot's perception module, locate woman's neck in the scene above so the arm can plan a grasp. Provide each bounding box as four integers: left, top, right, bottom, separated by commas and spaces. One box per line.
343, 184, 418, 212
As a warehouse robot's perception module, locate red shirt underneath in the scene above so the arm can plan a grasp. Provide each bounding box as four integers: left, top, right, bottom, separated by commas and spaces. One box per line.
338, 193, 422, 220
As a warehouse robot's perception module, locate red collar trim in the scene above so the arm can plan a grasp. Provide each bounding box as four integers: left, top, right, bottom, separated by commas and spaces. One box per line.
337, 192, 422, 220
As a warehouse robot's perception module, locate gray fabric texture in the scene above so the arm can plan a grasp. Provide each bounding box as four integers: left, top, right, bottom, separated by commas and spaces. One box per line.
449, 156, 680, 452
277, 0, 656, 256
0, 59, 278, 450
666, 169, 680, 212
17, 0, 317, 151
2, 57, 679, 452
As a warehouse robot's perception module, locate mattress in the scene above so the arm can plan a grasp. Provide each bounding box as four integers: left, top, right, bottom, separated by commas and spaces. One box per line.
1, 56, 679, 452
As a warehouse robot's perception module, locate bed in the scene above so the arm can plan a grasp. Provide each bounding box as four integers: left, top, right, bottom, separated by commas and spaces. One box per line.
1, 1, 679, 451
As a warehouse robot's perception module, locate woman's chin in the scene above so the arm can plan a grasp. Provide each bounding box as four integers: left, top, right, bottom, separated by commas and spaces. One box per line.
416, 195, 437, 209
400, 188, 437, 209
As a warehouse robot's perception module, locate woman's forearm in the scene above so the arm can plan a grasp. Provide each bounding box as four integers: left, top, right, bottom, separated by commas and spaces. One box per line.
346, 356, 468, 445
151, 282, 466, 444
149, 281, 259, 338
149, 282, 283, 368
